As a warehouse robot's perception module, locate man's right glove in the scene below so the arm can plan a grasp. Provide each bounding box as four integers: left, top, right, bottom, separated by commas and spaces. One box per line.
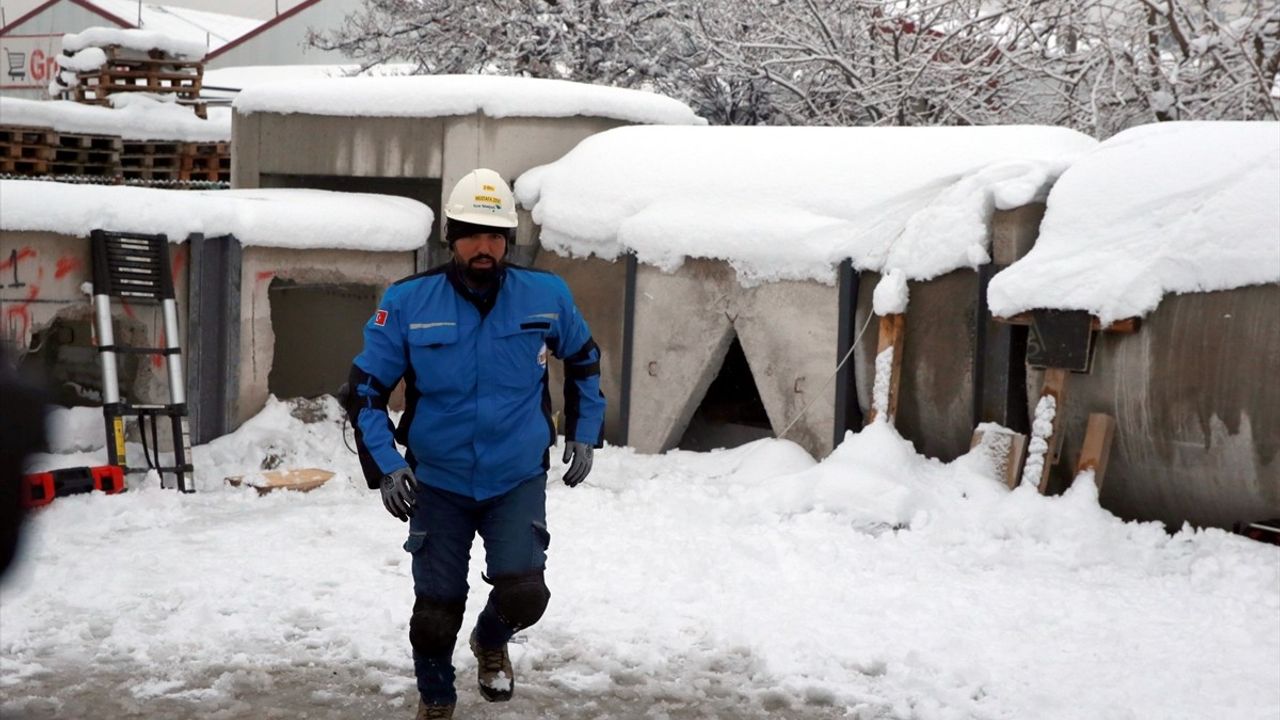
380, 467, 418, 522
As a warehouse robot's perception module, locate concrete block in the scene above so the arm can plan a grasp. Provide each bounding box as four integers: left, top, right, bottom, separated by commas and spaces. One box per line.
628, 260, 736, 453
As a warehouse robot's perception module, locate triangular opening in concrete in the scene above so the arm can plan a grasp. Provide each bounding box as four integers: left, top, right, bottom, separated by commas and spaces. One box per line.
677, 334, 773, 451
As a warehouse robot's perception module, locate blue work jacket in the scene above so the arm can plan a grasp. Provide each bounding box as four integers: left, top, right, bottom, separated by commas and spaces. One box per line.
351, 263, 605, 500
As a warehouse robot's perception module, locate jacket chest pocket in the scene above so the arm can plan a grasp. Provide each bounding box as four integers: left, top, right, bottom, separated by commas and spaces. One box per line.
493, 321, 551, 389
408, 323, 463, 393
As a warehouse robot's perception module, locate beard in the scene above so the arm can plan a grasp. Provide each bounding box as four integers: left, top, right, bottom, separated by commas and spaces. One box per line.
461, 254, 500, 285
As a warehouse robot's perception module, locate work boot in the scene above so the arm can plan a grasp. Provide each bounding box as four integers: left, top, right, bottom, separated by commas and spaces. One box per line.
415, 699, 455, 719
469, 628, 514, 702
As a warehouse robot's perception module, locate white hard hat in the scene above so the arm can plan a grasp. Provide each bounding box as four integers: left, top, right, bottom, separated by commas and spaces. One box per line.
444, 168, 518, 229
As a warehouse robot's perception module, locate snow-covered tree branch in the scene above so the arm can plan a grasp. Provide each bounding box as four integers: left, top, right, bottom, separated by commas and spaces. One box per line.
312, 0, 1280, 134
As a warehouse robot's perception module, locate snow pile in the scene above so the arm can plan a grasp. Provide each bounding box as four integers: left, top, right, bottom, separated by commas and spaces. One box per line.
0, 180, 431, 251
988, 122, 1280, 323
62, 27, 208, 60
234, 74, 705, 126
3, 398, 1278, 718
42, 406, 107, 455
0, 96, 230, 142
55, 47, 108, 73
516, 125, 1097, 286
872, 268, 909, 315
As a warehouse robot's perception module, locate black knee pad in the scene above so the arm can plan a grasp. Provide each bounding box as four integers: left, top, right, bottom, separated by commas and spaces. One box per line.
491, 570, 551, 631
409, 596, 465, 657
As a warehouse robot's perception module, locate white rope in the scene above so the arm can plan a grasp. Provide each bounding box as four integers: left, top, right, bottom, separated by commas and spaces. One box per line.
776, 307, 877, 440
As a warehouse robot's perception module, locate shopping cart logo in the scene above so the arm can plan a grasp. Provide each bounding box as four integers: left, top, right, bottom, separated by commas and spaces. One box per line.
6, 51, 26, 81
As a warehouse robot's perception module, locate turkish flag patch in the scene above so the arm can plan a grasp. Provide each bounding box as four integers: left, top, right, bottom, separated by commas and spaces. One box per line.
373, 309, 388, 327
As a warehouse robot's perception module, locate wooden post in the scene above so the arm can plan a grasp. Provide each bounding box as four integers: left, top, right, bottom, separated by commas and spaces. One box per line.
1031, 367, 1069, 494
1075, 413, 1117, 490
865, 313, 906, 425
970, 426, 1028, 489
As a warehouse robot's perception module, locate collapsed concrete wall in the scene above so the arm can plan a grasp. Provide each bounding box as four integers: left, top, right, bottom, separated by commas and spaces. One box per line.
627, 259, 841, 459
236, 246, 416, 426
0, 229, 189, 406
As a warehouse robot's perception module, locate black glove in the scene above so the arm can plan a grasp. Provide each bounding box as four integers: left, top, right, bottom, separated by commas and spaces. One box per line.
561, 441, 593, 487
380, 467, 418, 521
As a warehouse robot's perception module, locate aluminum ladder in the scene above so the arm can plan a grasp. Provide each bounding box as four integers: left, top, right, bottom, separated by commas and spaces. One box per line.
90, 229, 194, 492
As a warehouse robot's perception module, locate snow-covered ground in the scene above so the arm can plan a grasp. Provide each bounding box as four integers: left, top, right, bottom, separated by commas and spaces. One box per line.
3, 398, 1277, 719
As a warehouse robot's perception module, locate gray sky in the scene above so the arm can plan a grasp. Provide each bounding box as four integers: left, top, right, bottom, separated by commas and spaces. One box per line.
1, 0, 312, 25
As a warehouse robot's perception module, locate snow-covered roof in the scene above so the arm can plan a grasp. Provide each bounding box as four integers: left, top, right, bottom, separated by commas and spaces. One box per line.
201, 63, 416, 100
988, 122, 1280, 324
233, 74, 706, 126
0, 180, 431, 252
0, 96, 229, 142
63, 27, 207, 60
515, 125, 1097, 285
84, 1, 262, 54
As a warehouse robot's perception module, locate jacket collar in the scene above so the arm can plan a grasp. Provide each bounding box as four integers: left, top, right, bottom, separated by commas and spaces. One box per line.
447, 262, 507, 319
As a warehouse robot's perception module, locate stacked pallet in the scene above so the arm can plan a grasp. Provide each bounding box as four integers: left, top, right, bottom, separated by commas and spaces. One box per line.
0, 125, 226, 185
120, 139, 183, 180
68, 46, 207, 118
0, 126, 122, 178
180, 142, 230, 183
0, 127, 53, 175
51, 132, 122, 177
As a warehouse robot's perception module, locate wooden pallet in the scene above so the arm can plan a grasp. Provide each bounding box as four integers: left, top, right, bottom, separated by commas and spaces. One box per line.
179, 141, 230, 181
120, 144, 183, 177
74, 66, 202, 101
122, 140, 183, 156
55, 132, 122, 152
0, 157, 50, 174
0, 142, 53, 160
0, 126, 56, 146
120, 162, 182, 180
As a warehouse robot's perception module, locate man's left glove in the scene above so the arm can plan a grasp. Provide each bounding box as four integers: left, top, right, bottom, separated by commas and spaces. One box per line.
380, 467, 418, 522
561, 441, 593, 488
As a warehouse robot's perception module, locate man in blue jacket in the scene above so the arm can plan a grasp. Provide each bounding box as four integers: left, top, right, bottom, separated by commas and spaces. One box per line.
345, 169, 605, 720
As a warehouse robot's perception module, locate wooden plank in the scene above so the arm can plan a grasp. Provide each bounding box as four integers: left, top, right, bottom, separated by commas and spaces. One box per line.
1033, 367, 1070, 493
995, 312, 1140, 334
865, 313, 906, 425
1075, 413, 1117, 490
226, 468, 335, 495
970, 425, 1028, 489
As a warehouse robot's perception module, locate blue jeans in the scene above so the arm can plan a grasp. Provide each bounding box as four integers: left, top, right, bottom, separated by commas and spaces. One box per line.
403, 474, 550, 705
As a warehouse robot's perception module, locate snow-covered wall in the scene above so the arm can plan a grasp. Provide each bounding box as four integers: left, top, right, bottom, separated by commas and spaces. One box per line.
515, 125, 1097, 286
233, 74, 705, 126
988, 121, 1280, 323
0, 180, 431, 251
